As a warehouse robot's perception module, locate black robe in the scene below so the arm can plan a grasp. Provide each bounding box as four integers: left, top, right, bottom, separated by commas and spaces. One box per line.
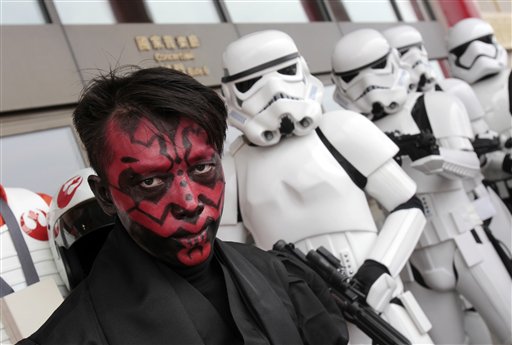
18, 224, 348, 345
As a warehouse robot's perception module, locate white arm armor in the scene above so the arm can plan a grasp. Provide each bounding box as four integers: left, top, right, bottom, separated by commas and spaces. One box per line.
365, 159, 426, 277
410, 142, 481, 179
320, 110, 426, 277
411, 92, 481, 179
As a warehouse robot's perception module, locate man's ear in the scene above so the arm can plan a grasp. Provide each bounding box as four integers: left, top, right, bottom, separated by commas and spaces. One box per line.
88, 175, 117, 216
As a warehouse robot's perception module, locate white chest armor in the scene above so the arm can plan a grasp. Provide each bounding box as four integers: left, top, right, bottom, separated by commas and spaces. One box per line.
374, 92, 481, 247
231, 131, 377, 251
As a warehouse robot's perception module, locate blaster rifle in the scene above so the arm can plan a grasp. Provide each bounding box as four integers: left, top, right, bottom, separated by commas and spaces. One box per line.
273, 240, 411, 345
471, 136, 501, 157
386, 131, 439, 162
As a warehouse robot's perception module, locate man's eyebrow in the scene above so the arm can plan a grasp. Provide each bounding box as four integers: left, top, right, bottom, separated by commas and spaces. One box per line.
186, 147, 217, 162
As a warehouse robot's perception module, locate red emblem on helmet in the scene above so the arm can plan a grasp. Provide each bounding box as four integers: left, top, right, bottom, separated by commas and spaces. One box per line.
0, 185, 6, 227
57, 176, 83, 208
0, 185, 7, 203
20, 209, 48, 241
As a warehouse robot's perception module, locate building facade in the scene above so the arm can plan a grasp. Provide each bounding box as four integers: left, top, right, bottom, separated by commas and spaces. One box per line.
1, 0, 510, 195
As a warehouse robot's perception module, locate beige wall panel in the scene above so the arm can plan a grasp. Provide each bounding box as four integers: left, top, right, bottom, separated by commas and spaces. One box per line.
64, 24, 239, 87
1, 26, 82, 112
338, 22, 448, 59
235, 23, 343, 74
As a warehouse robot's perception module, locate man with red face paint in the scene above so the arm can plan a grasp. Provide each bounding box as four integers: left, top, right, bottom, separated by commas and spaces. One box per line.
18, 66, 348, 345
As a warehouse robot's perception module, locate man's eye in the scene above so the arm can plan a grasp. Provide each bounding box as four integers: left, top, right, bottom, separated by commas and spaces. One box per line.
193, 164, 214, 175
139, 177, 164, 189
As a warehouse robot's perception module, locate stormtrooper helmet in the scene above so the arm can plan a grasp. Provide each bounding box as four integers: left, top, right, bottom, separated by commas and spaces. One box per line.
331, 29, 410, 120
221, 30, 324, 146
447, 18, 507, 84
47, 167, 115, 289
383, 25, 437, 92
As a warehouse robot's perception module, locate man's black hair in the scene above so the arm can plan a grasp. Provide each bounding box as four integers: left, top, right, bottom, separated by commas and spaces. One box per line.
73, 66, 227, 179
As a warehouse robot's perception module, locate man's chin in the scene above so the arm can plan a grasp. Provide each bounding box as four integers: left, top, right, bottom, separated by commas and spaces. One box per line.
177, 242, 212, 266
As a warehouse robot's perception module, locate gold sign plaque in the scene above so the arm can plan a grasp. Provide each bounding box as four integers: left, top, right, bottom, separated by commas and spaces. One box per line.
134, 34, 208, 77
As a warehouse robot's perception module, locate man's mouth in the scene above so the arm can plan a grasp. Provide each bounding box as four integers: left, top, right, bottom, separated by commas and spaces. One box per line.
176, 225, 209, 249
175, 224, 213, 266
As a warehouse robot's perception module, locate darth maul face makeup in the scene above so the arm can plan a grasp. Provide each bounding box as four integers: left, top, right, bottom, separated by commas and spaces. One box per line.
104, 116, 224, 267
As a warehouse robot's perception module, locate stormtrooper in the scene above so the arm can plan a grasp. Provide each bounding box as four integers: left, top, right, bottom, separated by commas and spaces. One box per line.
382, 23, 512, 344
47, 167, 115, 291
0, 185, 66, 344
447, 18, 512, 212
221, 29, 433, 344
331, 28, 512, 345
382, 25, 511, 254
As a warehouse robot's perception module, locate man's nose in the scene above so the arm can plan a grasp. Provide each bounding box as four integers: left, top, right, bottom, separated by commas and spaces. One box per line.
170, 202, 204, 221
170, 176, 204, 221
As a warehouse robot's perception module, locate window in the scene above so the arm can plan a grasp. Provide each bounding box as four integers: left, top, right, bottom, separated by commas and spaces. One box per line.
328, 0, 435, 22
0, 127, 86, 195
341, 0, 397, 22
224, 0, 312, 23
1, 0, 47, 25
145, 1, 221, 23
54, 0, 116, 24
395, 1, 419, 22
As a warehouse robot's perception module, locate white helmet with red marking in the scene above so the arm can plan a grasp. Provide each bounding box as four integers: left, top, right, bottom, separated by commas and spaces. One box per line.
0, 185, 66, 344
0, 187, 51, 242
47, 168, 115, 290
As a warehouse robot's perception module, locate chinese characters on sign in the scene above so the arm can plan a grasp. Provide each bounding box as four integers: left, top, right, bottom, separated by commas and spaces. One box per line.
134, 34, 209, 77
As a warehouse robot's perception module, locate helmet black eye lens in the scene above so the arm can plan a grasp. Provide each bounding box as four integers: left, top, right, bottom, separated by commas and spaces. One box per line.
450, 41, 471, 57
478, 34, 493, 44
340, 72, 359, 83
398, 43, 422, 56
277, 64, 297, 75
235, 76, 262, 93
398, 48, 410, 56
371, 59, 387, 69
